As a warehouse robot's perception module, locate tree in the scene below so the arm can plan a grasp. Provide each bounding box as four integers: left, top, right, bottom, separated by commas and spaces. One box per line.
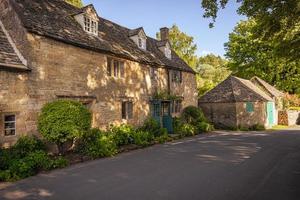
65, 0, 83, 8
38, 100, 92, 155
157, 24, 198, 68
225, 19, 300, 94
196, 54, 231, 96
201, 0, 300, 61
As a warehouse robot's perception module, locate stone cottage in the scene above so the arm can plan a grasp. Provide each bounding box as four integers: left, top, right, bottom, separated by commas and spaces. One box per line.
251, 76, 285, 125
198, 76, 276, 129
0, 0, 197, 147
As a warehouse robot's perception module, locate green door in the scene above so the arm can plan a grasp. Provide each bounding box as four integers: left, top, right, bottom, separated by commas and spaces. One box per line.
162, 102, 173, 133
267, 102, 275, 126
151, 100, 161, 124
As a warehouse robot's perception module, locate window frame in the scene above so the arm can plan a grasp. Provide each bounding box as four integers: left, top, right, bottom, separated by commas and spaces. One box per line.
172, 70, 182, 83
121, 101, 133, 120
172, 100, 182, 114
84, 16, 98, 35
107, 57, 125, 79
3, 114, 16, 137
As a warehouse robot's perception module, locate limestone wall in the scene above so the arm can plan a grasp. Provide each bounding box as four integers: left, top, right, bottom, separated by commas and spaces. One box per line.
236, 102, 267, 128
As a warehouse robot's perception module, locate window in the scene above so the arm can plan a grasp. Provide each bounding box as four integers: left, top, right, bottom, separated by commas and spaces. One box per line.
246, 102, 254, 113
172, 70, 182, 83
107, 57, 125, 78
150, 67, 157, 80
138, 38, 143, 48
4, 114, 16, 136
165, 46, 172, 59
172, 100, 182, 113
122, 101, 133, 120
84, 16, 98, 35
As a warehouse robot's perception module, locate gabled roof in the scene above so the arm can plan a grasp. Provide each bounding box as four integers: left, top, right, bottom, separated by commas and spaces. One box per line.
10, 0, 195, 73
251, 76, 284, 98
199, 76, 273, 103
0, 21, 28, 71
128, 27, 145, 37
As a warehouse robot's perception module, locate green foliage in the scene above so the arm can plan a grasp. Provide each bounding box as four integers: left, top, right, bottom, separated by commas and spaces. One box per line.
195, 121, 214, 133
197, 54, 231, 96
132, 131, 154, 147
181, 106, 207, 125
64, 0, 83, 8
38, 100, 92, 154
157, 24, 198, 68
138, 118, 168, 137
0, 136, 68, 182
225, 19, 300, 95
76, 128, 117, 159
109, 124, 135, 147
152, 90, 180, 101
178, 123, 196, 137
13, 136, 46, 157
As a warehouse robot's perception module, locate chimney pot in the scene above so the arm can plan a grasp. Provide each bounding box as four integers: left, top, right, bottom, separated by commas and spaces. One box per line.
160, 27, 169, 41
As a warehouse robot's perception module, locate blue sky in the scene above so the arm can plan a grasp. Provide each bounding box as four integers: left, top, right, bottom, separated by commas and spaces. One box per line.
83, 0, 245, 57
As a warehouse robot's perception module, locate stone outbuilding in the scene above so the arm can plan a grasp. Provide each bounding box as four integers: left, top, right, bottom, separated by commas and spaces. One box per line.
198, 76, 276, 129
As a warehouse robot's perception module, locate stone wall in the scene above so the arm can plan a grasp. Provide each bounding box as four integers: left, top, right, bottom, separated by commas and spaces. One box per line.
236, 102, 267, 128
278, 110, 300, 126
199, 102, 237, 129
0, 5, 197, 146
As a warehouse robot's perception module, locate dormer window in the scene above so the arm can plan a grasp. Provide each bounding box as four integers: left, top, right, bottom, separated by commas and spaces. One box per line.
74, 4, 99, 36
84, 16, 98, 35
165, 45, 172, 59
129, 27, 147, 50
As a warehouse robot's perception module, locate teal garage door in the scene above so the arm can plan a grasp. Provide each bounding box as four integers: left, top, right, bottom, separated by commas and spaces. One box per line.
267, 102, 275, 126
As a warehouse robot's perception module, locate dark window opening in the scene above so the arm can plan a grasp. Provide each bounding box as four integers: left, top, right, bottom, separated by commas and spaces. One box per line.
122, 101, 133, 120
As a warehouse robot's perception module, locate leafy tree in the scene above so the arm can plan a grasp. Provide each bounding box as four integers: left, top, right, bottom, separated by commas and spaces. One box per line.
157, 24, 198, 68
196, 54, 231, 96
201, 0, 300, 60
65, 0, 83, 8
225, 19, 300, 94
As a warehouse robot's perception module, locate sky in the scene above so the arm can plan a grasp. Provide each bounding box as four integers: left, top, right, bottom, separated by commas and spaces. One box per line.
82, 0, 246, 57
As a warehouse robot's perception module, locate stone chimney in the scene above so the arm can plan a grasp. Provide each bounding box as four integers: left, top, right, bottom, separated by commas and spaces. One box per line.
160, 27, 169, 41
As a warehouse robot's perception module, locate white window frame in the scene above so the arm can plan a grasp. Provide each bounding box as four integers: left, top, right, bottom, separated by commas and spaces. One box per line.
3, 114, 16, 137
84, 16, 98, 35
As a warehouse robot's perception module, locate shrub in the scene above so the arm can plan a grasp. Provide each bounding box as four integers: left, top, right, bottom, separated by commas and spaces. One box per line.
249, 124, 266, 131
76, 128, 117, 158
139, 118, 167, 137
178, 124, 196, 137
155, 132, 169, 144
109, 124, 135, 147
181, 106, 207, 125
13, 136, 46, 157
195, 121, 214, 133
38, 100, 92, 154
132, 130, 154, 147
0, 136, 69, 182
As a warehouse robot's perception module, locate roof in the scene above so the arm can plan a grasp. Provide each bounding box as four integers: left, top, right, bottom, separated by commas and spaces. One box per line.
199, 76, 273, 103
251, 76, 284, 98
10, 0, 195, 73
0, 21, 28, 71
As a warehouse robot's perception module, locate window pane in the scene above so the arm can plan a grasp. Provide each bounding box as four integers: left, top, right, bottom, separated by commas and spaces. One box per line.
120, 62, 125, 78
128, 102, 133, 119
5, 115, 15, 122
5, 122, 15, 129
5, 129, 15, 136
107, 58, 112, 76
114, 60, 119, 77
246, 102, 254, 112
122, 102, 127, 119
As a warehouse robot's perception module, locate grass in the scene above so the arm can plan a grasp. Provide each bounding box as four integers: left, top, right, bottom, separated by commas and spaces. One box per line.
289, 107, 300, 111
270, 125, 289, 130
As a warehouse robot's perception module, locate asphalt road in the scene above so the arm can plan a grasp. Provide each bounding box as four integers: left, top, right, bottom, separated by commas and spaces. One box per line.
1, 129, 300, 200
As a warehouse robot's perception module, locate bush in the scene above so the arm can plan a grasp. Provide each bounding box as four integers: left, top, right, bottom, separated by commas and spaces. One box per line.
109, 124, 135, 147
181, 106, 207, 125
177, 123, 196, 137
155, 132, 169, 144
132, 130, 154, 147
38, 100, 92, 154
13, 136, 46, 157
195, 121, 214, 133
76, 128, 117, 158
0, 136, 68, 182
139, 118, 167, 137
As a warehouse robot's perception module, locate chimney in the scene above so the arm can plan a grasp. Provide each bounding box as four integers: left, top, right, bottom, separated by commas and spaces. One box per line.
160, 27, 169, 41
